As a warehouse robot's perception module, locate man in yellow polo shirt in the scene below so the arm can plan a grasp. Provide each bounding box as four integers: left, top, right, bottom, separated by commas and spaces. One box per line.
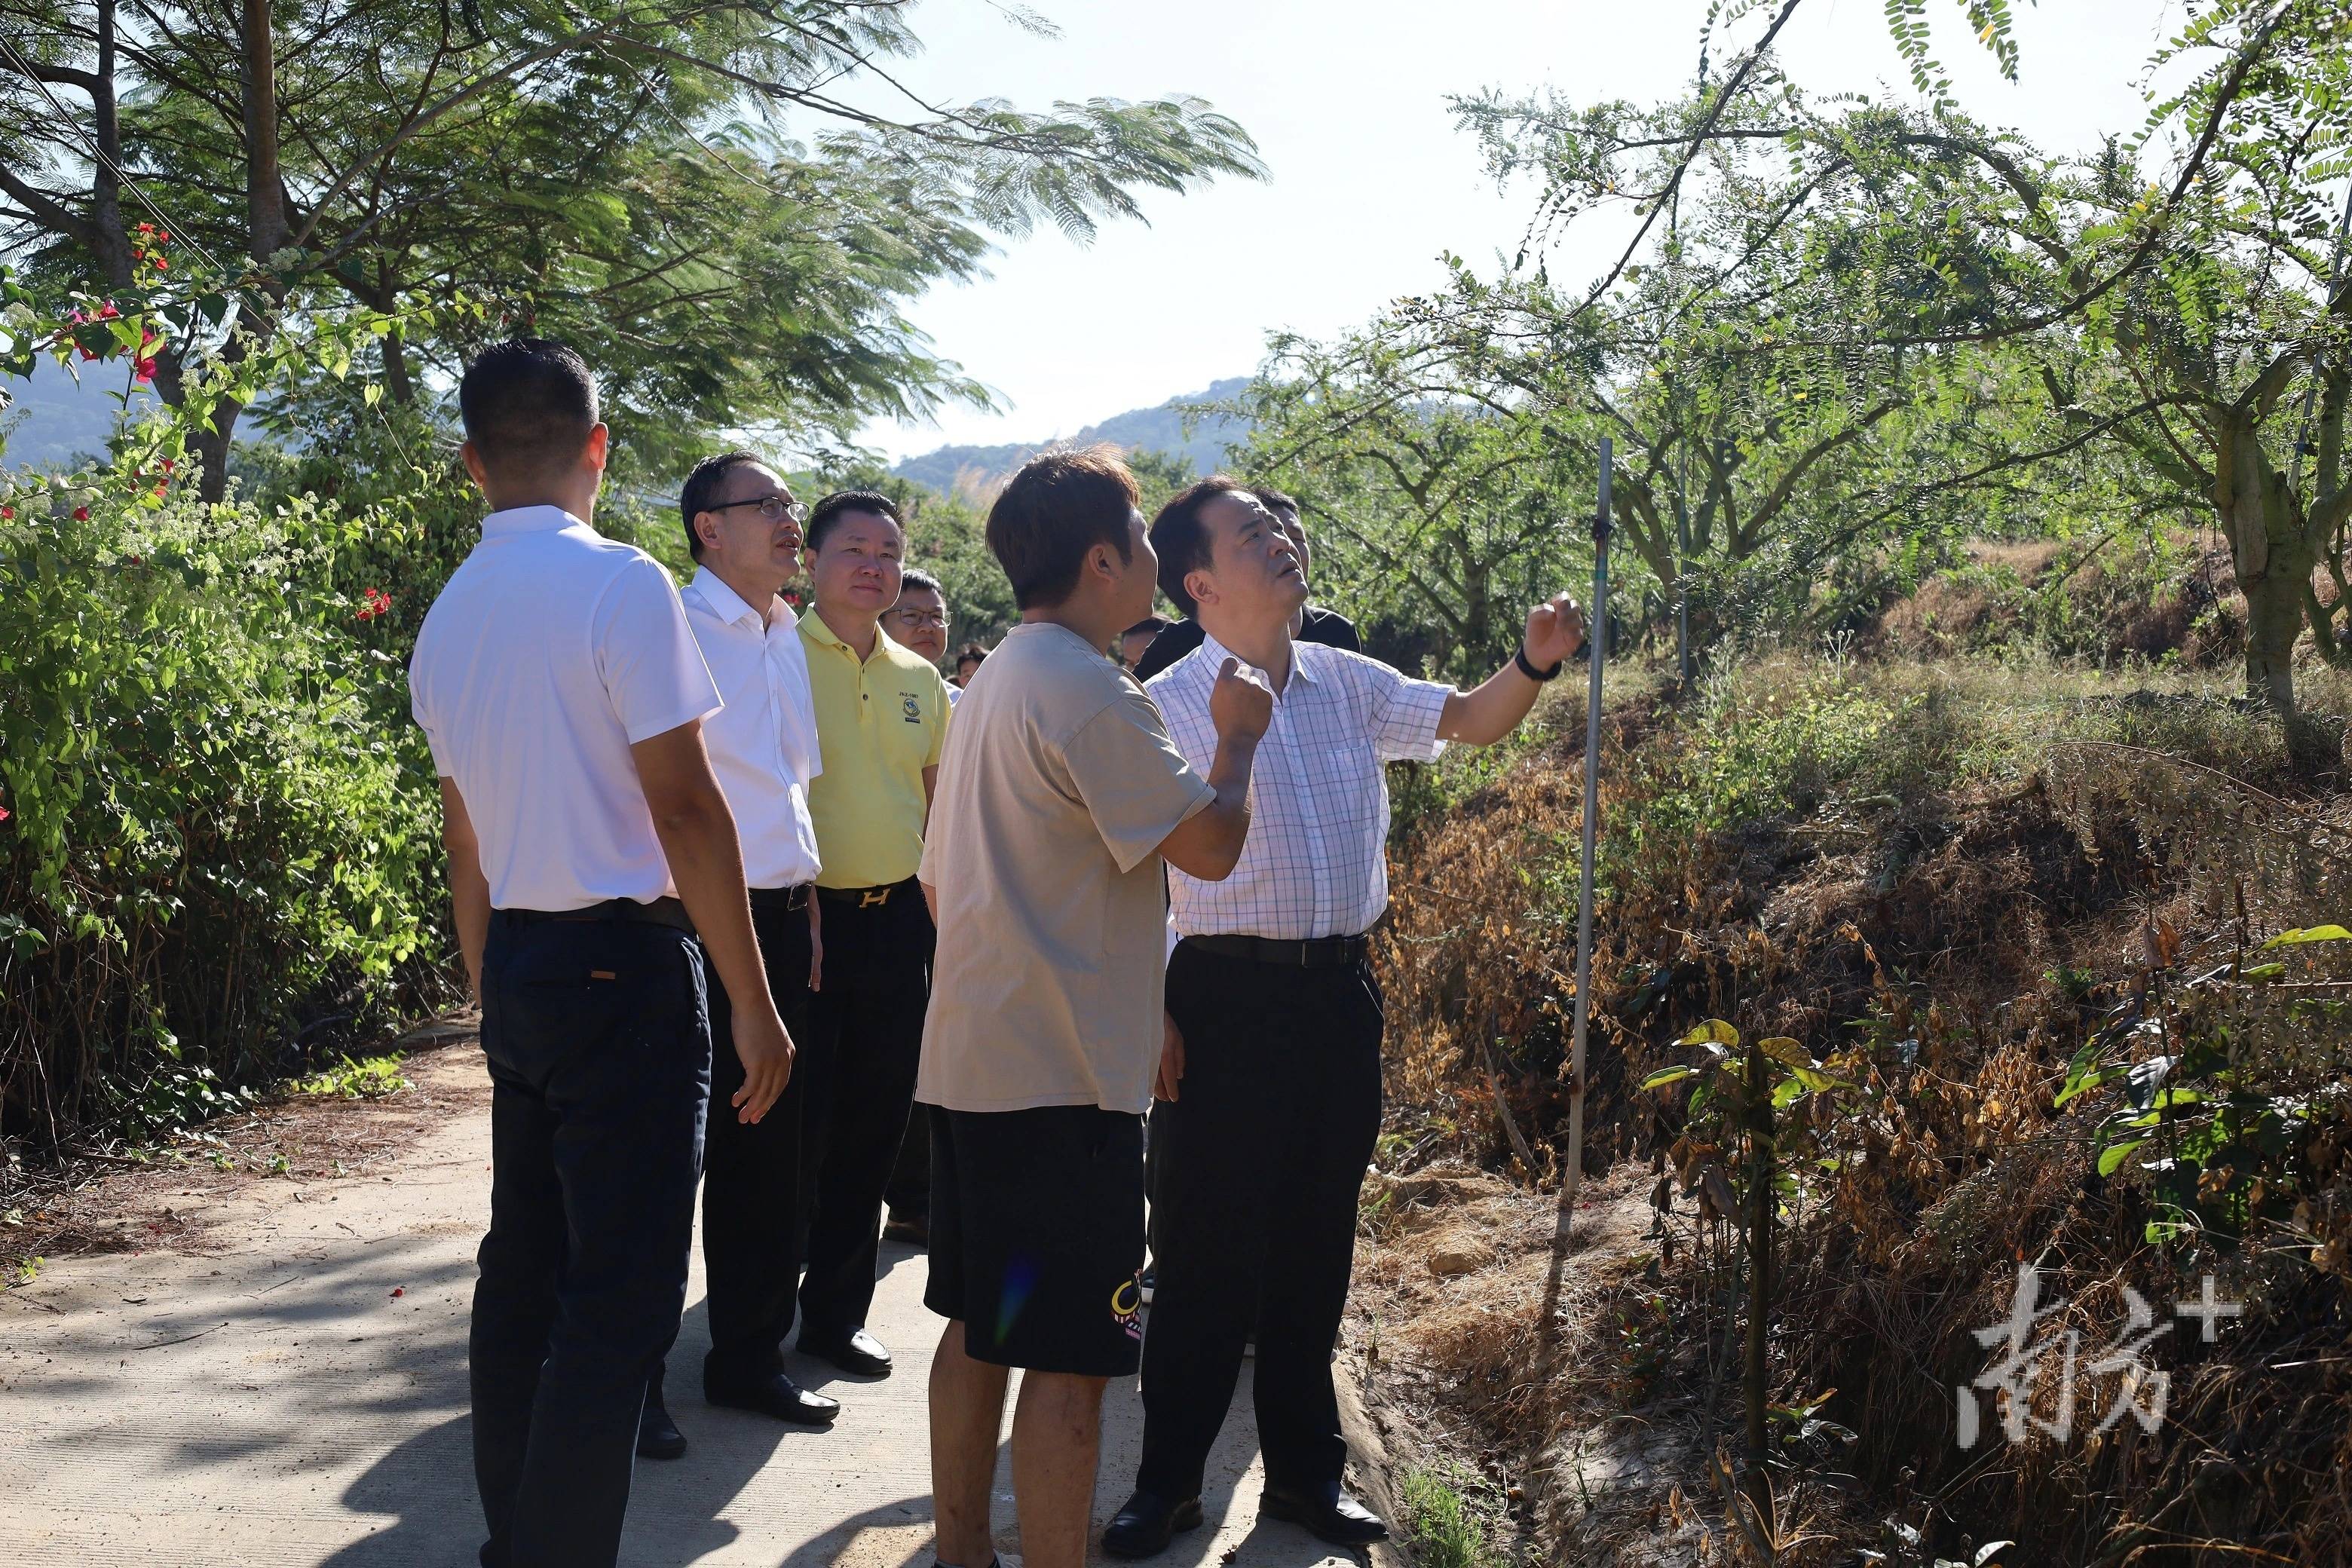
792, 488, 951, 1379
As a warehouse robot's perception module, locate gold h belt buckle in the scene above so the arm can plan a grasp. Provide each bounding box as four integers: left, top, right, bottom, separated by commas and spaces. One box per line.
859, 887, 891, 908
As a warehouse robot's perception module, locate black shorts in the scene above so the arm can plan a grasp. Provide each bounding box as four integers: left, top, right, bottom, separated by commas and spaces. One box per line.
923, 1103, 1147, 1377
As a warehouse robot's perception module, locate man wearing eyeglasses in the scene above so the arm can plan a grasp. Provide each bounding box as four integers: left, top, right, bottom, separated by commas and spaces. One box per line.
643, 452, 840, 1451
885, 568, 957, 703
793, 489, 952, 1381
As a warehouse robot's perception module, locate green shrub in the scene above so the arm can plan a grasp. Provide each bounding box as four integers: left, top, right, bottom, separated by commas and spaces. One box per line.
0, 451, 448, 1150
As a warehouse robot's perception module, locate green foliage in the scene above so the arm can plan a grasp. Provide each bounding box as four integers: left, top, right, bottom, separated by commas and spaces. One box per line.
2056, 924, 2350, 1247
114, 1065, 258, 1145
297, 1052, 411, 1101
0, 420, 446, 1150
1397, 1463, 1508, 1568
2, 1, 1266, 491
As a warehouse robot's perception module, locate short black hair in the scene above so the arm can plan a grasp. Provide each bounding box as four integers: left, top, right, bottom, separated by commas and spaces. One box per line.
1124, 615, 1171, 638
1251, 485, 1300, 518
458, 338, 598, 481
985, 445, 1141, 609
1150, 474, 1249, 618
954, 642, 988, 669
678, 450, 770, 562
898, 567, 944, 598
807, 489, 901, 553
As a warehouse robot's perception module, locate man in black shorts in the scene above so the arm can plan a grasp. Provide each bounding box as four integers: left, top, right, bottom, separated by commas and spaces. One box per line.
913, 446, 1270, 1568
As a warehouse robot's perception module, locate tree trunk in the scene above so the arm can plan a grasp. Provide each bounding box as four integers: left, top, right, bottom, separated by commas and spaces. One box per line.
375, 272, 415, 405
182, 0, 287, 504
87, 0, 133, 288
2216, 409, 2311, 716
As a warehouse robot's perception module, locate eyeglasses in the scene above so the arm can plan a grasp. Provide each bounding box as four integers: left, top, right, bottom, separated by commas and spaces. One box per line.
893, 609, 948, 629
708, 495, 807, 525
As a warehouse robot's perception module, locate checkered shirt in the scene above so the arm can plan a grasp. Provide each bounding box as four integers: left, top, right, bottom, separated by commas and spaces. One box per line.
1148, 632, 1451, 940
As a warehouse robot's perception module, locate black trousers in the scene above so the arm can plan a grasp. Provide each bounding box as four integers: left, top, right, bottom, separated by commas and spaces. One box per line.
471, 911, 710, 1568
884, 1103, 929, 1222
795, 882, 933, 1340
1137, 942, 1384, 1499
656, 896, 815, 1389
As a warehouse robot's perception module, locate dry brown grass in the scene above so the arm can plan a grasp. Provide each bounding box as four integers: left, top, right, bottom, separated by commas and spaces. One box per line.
1360, 649, 2352, 1566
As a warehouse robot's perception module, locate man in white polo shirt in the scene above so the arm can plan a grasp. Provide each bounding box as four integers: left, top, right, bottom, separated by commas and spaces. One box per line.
639, 451, 841, 1458
1104, 476, 1584, 1558
409, 339, 795, 1568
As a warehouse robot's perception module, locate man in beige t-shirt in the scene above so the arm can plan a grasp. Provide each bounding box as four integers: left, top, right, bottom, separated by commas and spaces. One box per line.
915, 446, 1271, 1568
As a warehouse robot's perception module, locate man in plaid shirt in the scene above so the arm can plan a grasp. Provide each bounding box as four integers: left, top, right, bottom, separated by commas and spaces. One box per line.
1107, 476, 1585, 1558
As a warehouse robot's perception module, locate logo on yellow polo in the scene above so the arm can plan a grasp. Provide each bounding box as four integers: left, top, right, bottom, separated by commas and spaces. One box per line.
902, 692, 922, 722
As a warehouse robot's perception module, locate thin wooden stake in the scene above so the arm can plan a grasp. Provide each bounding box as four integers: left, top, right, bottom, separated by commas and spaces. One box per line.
1554, 437, 1612, 1249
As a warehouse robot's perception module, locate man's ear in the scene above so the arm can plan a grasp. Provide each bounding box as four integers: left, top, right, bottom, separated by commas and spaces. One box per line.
458, 439, 489, 495
583, 422, 610, 474
694, 510, 723, 556
1184, 565, 1215, 613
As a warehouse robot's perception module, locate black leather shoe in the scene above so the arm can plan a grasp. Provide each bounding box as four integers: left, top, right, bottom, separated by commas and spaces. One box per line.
705, 1370, 841, 1426
1260, 1480, 1388, 1545
635, 1393, 688, 1460
799, 1326, 893, 1377
1101, 1490, 1203, 1558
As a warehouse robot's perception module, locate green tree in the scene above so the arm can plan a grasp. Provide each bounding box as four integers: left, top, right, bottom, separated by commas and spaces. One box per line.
0, 0, 1264, 496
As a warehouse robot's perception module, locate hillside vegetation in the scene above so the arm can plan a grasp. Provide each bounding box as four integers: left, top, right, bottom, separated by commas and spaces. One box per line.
1359, 544, 2352, 1564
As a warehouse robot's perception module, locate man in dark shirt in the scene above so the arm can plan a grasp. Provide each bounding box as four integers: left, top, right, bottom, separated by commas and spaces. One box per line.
1131, 486, 1358, 680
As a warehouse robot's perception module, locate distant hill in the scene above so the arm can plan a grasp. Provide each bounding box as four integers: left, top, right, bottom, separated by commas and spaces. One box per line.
893, 376, 1253, 496
1, 356, 160, 468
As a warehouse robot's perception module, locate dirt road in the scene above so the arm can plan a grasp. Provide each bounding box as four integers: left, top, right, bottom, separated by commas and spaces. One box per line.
0, 1034, 1378, 1567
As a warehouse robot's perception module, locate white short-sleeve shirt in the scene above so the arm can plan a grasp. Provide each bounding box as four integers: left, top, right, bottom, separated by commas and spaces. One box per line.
409, 504, 720, 911
1148, 632, 1450, 941
679, 567, 824, 890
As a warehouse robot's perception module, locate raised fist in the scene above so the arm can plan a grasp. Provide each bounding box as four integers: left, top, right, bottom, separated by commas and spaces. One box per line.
1208, 656, 1273, 744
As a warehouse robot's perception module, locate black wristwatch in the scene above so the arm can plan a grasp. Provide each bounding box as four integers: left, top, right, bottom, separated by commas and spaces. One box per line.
1515, 645, 1563, 683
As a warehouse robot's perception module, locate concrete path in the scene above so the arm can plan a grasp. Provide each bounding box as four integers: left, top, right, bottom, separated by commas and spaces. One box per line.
0, 1037, 1369, 1567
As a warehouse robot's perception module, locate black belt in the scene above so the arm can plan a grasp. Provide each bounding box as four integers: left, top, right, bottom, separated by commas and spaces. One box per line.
816, 877, 917, 909
1181, 933, 1369, 968
749, 884, 811, 914
501, 896, 695, 934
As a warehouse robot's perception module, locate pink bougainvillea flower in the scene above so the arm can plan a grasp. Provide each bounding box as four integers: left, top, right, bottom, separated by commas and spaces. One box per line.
0, 807, 11, 823
134, 358, 157, 383
153, 259, 167, 271
160, 458, 176, 473
78, 344, 100, 361
97, 302, 119, 320
0, 505, 13, 520
72, 506, 90, 522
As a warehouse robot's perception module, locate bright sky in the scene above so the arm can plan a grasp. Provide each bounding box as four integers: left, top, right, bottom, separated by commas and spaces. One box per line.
856, 0, 2184, 462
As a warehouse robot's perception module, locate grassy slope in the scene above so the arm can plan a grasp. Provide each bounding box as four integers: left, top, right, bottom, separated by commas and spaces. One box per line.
1361, 623, 2352, 1565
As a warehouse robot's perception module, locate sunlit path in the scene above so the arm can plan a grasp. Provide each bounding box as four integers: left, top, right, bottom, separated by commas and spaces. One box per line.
0, 1038, 1368, 1568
